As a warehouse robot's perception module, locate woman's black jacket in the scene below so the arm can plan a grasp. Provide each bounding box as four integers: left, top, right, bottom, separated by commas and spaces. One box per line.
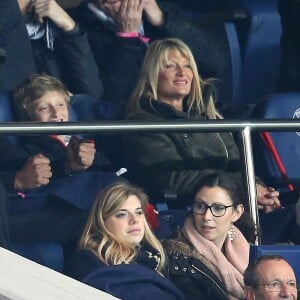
123, 98, 242, 200
162, 238, 229, 300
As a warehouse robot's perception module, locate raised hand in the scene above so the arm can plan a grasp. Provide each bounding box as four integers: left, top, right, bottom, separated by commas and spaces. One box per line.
65, 136, 96, 173
14, 154, 52, 190
103, 0, 144, 32
143, 0, 164, 27
32, 0, 76, 31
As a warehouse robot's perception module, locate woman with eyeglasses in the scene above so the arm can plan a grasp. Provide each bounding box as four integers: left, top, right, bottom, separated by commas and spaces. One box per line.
162, 172, 257, 300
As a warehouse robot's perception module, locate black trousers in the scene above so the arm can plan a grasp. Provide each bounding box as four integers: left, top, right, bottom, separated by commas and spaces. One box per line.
0, 182, 11, 249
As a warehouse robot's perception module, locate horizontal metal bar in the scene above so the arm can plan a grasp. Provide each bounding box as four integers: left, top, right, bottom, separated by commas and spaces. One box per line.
0, 119, 300, 134
0, 119, 298, 245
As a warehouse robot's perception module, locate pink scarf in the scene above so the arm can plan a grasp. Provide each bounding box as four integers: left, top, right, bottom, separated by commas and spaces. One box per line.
182, 215, 249, 300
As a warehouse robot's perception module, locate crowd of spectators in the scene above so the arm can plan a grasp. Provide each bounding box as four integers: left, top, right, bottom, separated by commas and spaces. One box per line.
0, 0, 299, 299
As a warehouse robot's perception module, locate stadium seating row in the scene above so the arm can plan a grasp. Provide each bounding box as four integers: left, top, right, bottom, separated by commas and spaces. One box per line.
1, 0, 300, 289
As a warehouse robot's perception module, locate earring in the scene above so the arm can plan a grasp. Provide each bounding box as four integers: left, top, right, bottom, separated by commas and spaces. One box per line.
228, 224, 236, 241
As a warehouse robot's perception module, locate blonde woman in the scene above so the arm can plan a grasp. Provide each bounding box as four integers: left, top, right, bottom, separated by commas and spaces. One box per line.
124, 37, 280, 212
65, 181, 185, 300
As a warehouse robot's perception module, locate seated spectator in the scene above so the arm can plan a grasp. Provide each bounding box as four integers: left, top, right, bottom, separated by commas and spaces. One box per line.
0, 34, 88, 246
70, 0, 231, 104
65, 181, 185, 300
17, 0, 103, 99
123, 38, 280, 213
163, 172, 256, 300
11, 74, 119, 210
244, 254, 298, 300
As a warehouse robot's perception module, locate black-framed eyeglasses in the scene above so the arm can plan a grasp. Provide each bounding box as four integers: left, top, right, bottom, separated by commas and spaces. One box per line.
257, 280, 297, 292
193, 201, 234, 217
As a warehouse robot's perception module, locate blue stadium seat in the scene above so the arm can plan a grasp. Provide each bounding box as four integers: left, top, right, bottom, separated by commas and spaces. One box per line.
250, 245, 300, 282
181, 7, 244, 108
224, 22, 242, 106
167, 0, 231, 12
11, 242, 64, 272
0, 91, 15, 122
251, 93, 300, 190
228, 0, 282, 105
0, 90, 19, 144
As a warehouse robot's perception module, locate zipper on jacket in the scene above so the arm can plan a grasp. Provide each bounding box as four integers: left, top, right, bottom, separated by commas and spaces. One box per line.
191, 264, 228, 297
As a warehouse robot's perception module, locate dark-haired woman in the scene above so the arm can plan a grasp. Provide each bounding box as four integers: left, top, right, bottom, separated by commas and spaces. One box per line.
163, 172, 256, 300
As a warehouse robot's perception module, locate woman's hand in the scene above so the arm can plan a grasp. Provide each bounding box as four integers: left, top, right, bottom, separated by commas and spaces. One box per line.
256, 183, 281, 213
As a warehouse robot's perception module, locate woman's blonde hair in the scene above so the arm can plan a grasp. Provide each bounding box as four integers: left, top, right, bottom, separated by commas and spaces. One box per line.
79, 181, 166, 272
126, 38, 219, 119
13, 74, 70, 121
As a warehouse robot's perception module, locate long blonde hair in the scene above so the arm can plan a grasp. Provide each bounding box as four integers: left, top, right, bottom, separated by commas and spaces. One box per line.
126, 38, 219, 119
79, 181, 166, 272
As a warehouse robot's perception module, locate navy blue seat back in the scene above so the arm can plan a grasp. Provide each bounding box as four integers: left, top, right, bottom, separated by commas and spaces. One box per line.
0, 90, 15, 121
224, 22, 242, 106
11, 242, 64, 272
229, 0, 282, 105
251, 93, 300, 189
0, 90, 19, 144
250, 245, 300, 282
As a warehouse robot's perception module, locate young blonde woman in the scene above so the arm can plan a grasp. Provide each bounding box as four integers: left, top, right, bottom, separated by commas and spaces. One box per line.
65, 181, 185, 300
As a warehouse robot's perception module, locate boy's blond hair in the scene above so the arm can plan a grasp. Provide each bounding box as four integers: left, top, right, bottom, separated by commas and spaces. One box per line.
13, 74, 70, 121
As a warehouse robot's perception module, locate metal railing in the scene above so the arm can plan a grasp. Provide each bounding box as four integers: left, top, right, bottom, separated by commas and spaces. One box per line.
1, 119, 300, 245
